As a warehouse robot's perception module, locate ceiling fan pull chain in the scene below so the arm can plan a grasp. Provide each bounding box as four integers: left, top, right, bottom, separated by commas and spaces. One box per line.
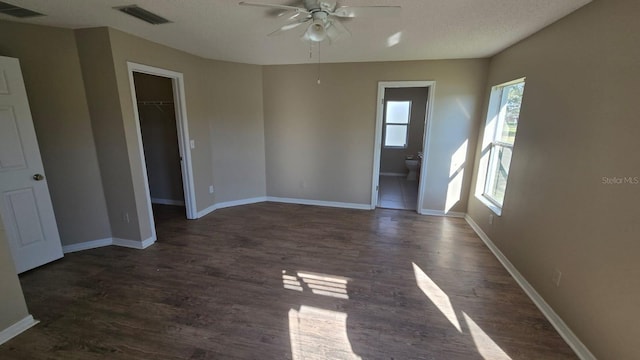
317, 42, 321, 85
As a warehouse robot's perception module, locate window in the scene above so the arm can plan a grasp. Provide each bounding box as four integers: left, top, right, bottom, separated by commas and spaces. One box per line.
481, 79, 525, 211
384, 101, 411, 148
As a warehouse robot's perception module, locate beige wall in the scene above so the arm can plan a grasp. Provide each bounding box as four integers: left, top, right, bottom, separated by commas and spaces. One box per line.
263, 60, 488, 212
107, 28, 266, 238
0, 21, 111, 245
134, 73, 184, 203
380, 87, 428, 174
203, 58, 267, 203
467, 0, 640, 358
0, 225, 29, 332
107, 27, 268, 210
75, 28, 142, 241
75, 27, 269, 241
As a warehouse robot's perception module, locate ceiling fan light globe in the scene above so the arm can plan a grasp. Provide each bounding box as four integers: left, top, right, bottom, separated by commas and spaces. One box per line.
307, 21, 327, 42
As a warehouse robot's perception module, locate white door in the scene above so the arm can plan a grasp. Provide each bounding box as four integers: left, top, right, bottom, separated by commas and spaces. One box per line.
0, 56, 63, 273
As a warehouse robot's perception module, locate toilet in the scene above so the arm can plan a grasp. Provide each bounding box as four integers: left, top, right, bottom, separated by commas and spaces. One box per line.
405, 159, 420, 181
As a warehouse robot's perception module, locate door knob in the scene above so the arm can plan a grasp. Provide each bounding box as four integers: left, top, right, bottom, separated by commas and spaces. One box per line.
33, 174, 45, 181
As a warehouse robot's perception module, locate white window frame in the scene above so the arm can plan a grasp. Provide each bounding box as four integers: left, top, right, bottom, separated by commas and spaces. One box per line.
475, 78, 525, 215
483, 141, 513, 208
383, 100, 412, 149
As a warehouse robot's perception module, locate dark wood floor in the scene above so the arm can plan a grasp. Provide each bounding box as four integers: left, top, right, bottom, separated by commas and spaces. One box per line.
1, 203, 577, 359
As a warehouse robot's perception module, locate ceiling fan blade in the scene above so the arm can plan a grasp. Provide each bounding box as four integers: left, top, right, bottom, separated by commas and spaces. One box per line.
239, 1, 309, 14
268, 17, 311, 36
326, 18, 351, 41
331, 6, 401, 18
286, 10, 306, 21
319, 1, 336, 12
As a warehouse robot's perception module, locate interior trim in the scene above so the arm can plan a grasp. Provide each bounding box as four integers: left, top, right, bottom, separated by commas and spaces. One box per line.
0, 315, 39, 346
267, 196, 372, 210
62, 236, 155, 253
419, 209, 465, 218
464, 215, 596, 360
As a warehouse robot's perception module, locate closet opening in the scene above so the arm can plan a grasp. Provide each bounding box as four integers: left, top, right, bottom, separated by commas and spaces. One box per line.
133, 72, 185, 222
128, 62, 197, 241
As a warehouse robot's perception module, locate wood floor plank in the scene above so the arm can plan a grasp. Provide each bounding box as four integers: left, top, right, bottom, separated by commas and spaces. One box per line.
0, 203, 577, 359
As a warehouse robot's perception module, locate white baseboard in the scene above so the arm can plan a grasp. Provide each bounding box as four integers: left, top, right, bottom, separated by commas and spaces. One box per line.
196, 196, 370, 217
267, 196, 371, 210
0, 315, 39, 346
141, 236, 155, 249
419, 209, 466, 218
151, 198, 185, 206
216, 197, 268, 210
196, 196, 267, 218
113, 236, 156, 250
196, 196, 466, 218
196, 203, 217, 218
62, 236, 155, 253
380, 172, 407, 177
464, 215, 596, 360
62, 237, 112, 253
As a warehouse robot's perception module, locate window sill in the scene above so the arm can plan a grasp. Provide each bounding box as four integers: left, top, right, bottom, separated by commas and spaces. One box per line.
477, 195, 502, 216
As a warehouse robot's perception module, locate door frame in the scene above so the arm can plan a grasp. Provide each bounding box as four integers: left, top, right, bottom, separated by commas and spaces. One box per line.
371, 81, 436, 213
127, 62, 197, 223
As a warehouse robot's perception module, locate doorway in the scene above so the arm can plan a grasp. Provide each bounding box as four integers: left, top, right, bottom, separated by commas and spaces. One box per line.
133, 72, 186, 221
371, 81, 435, 213
128, 62, 196, 234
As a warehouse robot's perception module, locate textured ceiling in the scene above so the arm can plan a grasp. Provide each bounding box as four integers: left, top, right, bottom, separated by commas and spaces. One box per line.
1, 0, 592, 65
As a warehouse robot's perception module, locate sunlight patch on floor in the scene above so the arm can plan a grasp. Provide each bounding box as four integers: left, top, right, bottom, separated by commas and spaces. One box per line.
412, 262, 512, 359
282, 273, 304, 291
412, 262, 461, 332
289, 306, 361, 360
282, 270, 350, 299
463, 312, 512, 360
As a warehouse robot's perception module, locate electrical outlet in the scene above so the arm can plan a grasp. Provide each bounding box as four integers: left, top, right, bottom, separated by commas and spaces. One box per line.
190, 139, 195, 149
552, 269, 562, 287
209, 185, 214, 194
123, 212, 130, 223
489, 214, 494, 225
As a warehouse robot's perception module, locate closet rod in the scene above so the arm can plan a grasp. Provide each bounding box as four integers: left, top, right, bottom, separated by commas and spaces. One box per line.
137, 100, 174, 105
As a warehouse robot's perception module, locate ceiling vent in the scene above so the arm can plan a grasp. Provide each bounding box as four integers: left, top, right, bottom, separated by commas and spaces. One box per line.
115, 5, 171, 25
0, 1, 44, 18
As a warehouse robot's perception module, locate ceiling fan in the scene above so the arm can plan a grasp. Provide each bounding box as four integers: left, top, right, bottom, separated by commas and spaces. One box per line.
239, 0, 401, 43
